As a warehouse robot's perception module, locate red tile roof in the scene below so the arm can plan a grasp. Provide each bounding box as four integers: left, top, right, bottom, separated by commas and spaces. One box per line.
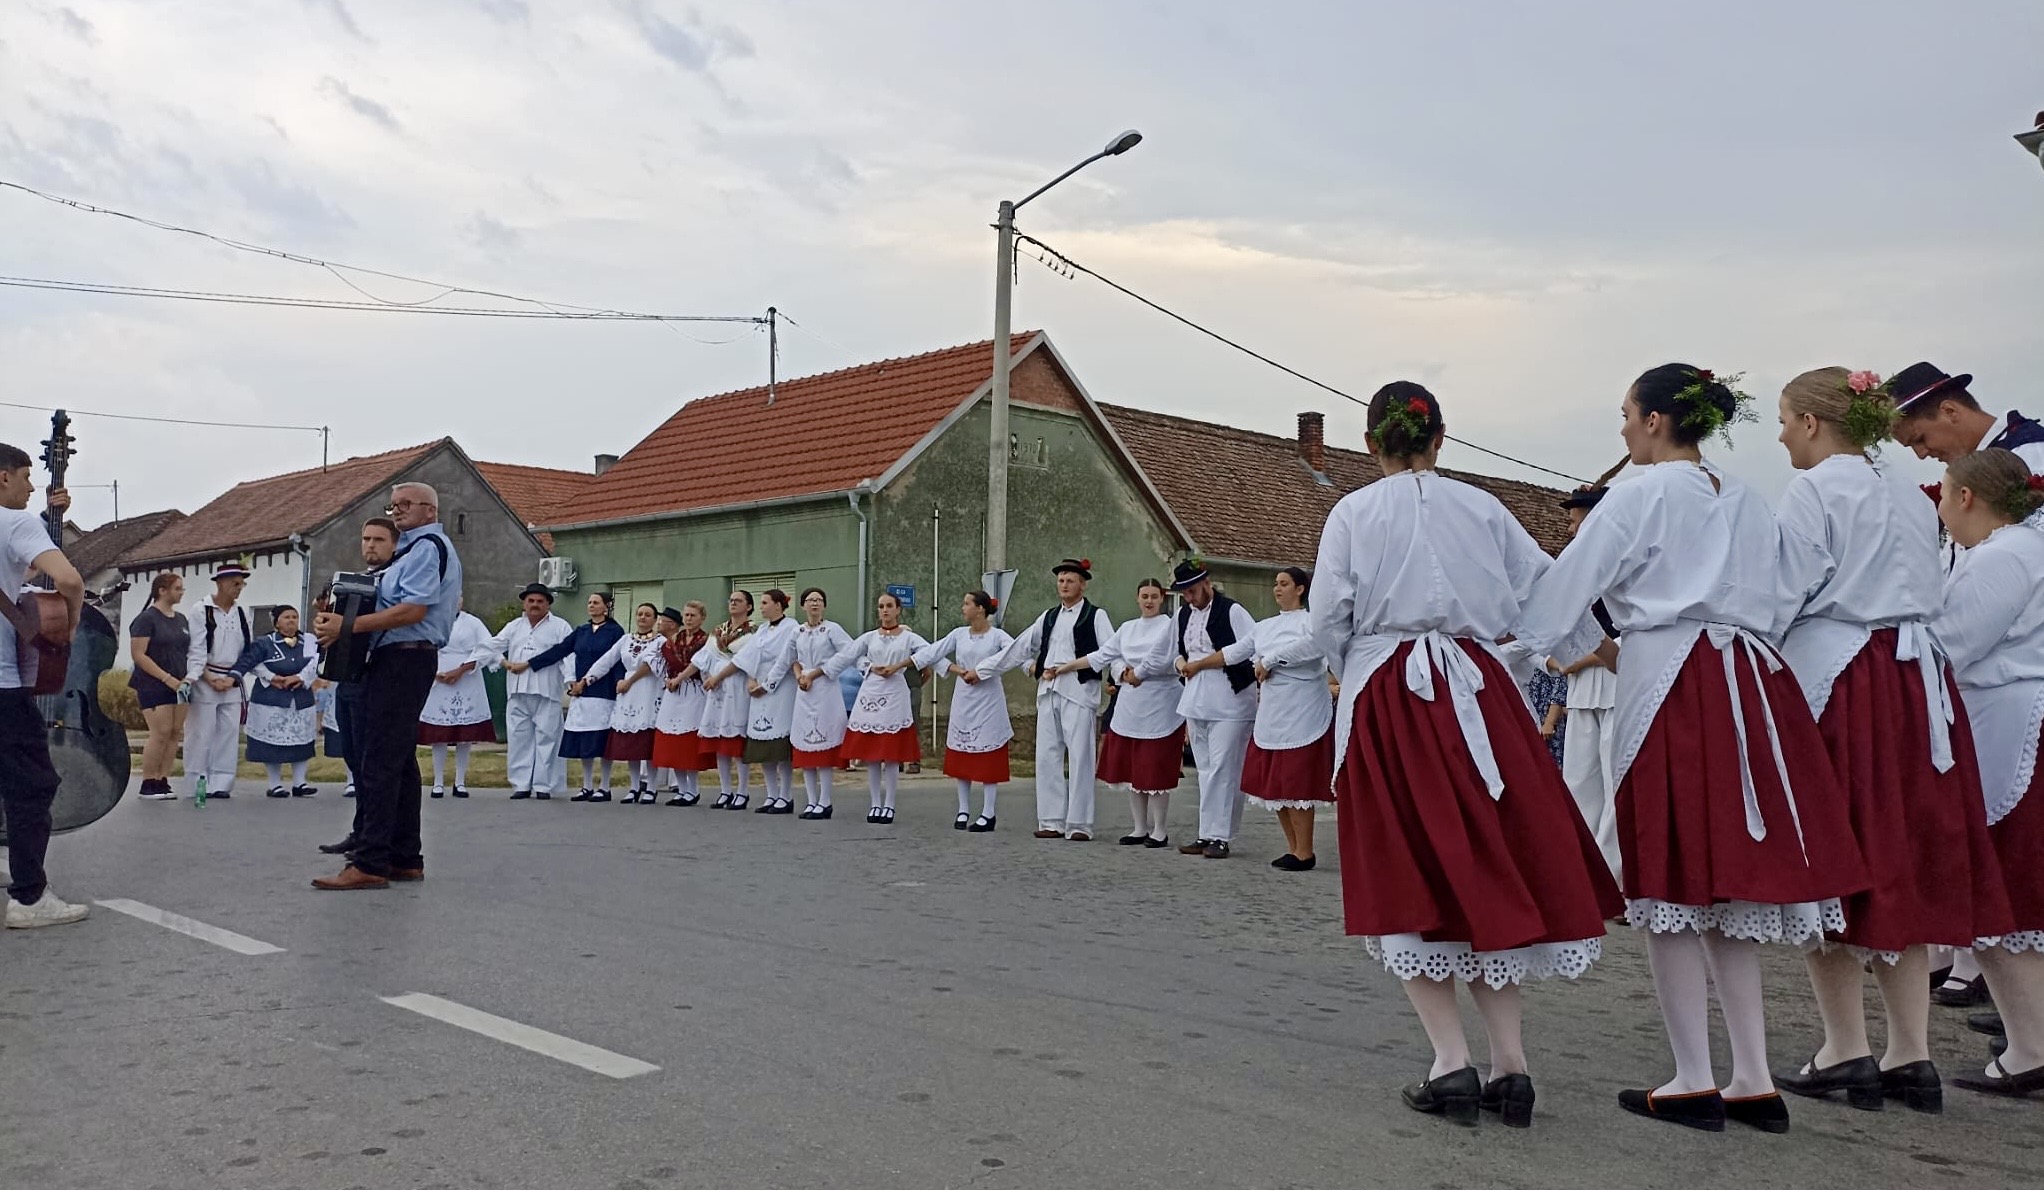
70, 509, 186, 577
1099, 403, 1573, 564
552, 334, 1042, 528
474, 461, 589, 551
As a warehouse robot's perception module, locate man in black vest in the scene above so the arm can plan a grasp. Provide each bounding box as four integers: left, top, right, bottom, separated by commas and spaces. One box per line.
1890, 361, 2044, 474
997, 558, 1115, 840
1169, 560, 1258, 859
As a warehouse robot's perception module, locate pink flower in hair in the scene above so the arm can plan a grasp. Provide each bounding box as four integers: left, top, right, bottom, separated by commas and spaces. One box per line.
1847, 370, 1882, 394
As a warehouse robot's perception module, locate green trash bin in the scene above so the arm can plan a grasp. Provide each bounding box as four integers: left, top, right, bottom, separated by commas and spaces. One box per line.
485, 666, 508, 743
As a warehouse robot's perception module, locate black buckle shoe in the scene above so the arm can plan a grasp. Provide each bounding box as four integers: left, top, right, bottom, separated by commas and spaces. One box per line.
1777, 1054, 1882, 1110
451, 786, 468, 799
570, 789, 594, 802
1618, 1088, 1726, 1132
292, 785, 318, 798
1724, 1092, 1790, 1134
1932, 974, 1991, 1007
1401, 1067, 1480, 1125
1880, 1061, 1943, 1114
509, 791, 532, 800
968, 815, 996, 833
956, 812, 972, 831
1143, 835, 1170, 848
1952, 1058, 2044, 1097
1480, 1073, 1535, 1128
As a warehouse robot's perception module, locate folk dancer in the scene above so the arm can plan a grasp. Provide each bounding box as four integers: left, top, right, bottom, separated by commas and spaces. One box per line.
1770, 368, 2013, 1114
727, 589, 800, 814
1169, 559, 1257, 860
1517, 364, 1869, 1133
651, 604, 711, 806
493, 583, 573, 801
1064, 577, 1184, 847
583, 602, 666, 802
1556, 487, 1621, 878
700, 590, 759, 808
1241, 567, 1335, 872
789, 588, 854, 819
998, 558, 1114, 841
531, 592, 623, 801
183, 562, 253, 800
1312, 382, 1622, 1128
241, 605, 320, 798
420, 598, 497, 798
914, 590, 1016, 832
825, 591, 928, 824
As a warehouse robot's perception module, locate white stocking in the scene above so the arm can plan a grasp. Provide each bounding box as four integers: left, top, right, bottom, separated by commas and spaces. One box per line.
431, 744, 449, 788
734, 762, 752, 800
1127, 789, 1150, 836
289, 761, 306, 787
980, 783, 997, 817
597, 759, 614, 791
1147, 791, 1170, 839
715, 755, 734, 797
956, 779, 973, 815
814, 767, 834, 808
454, 743, 472, 788
868, 762, 885, 809
1645, 929, 1717, 1096
1701, 930, 1774, 1099
265, 762, 286, 789
880, 762, 900, 810
771, 761, 793, 803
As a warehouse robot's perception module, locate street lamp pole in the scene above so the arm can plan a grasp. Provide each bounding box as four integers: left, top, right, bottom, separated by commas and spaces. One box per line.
985, 130, 1143, 582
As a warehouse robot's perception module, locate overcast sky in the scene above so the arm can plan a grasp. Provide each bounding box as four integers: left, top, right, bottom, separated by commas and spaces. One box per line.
4, 0, 2041, 531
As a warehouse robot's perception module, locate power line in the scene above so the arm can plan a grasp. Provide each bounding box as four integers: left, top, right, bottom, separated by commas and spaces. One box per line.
0, 399, 324, 434
1015, 232, 1591, 486
0, 275, 760, 321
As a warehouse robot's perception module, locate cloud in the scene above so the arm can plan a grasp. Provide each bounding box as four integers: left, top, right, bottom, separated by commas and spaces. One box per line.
300, 0, 367, 42
53, 6, 95, 44
471, 0, 529, 22
616, 1, 752, 75
217, 158, 354, 235
466, 211, 520, 254
318, 76, 401, 133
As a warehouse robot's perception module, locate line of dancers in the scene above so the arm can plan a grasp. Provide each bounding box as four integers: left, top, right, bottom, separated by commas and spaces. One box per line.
1316, 362, 2044, 1132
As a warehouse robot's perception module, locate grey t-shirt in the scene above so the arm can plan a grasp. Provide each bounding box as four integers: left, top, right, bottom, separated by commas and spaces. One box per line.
128, 605, 191, 689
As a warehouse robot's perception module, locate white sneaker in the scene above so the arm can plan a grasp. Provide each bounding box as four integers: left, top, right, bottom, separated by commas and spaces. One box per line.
5, 892, 91, 929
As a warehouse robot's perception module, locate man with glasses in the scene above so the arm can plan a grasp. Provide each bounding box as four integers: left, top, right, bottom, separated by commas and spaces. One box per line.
312, 483, 461, 889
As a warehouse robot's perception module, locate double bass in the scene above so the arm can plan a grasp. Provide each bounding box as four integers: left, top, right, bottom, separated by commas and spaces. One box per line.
0, 411, 131, 844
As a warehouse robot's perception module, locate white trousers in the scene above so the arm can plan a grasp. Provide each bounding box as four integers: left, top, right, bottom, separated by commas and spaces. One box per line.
1562, 705, 1621, 880
506, 693, 567, 793
1187, 717, 1251, 843
184, 699, 243, 794
1034, 693, 1099, 833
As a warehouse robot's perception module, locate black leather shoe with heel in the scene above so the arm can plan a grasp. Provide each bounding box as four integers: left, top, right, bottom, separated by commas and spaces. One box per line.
1777, 1054, 1883, 1111
1479, 1073, 1535, 1128
1402, 1067, 1480, 1126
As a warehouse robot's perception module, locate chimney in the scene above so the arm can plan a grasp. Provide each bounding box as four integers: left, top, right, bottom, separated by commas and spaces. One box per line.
593, 453, 619, 476
1296, 411, 1327, 478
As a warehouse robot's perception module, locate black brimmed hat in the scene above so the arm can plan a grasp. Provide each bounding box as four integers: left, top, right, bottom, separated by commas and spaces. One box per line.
1559, 486, 1607, 512
1889, 361, 1972, 413
659, 606, 684, 623
1052, 557, 1093, 580
1169, 559, 1210, 591
517, 582, 555, 603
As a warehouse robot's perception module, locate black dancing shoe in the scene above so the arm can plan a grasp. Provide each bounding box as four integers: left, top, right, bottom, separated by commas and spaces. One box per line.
1970, 1011, 2006, 1037
570, 789, 594, 802
1143, 835, 1170, 849
1118, 834, 1148, 845
1933, 974, 1991, 1008
1272, 853, 1318, 872
771, 800, 796, 815
968, 814, 995, 833
798, 805, 819, 820
1928, 963, 1954, 992
266, 787, 289, 799
1479, 1073, 1535, 1129
509, 790, 532, 800
1954, 1058, 2044, 1098
1203, 840, 1231, 860
1401, 1067, 1480, 1125
878, 807, 895, 824
451, 786, 468, 799
956, 812, 971, 831
292, 784, 318, 798
1776, 1054, 1883, 1110
728, 794, 748, 811
589, 790, 612, 803
1724, 1093, 1791, 1134
534, 790, 551, 800
1617, 1088, 1726, 1132
866, 807, 882, 823
711, 792, 733, 810
816, 804, 834, 820
430, 786, 445, 799
678, 791, 700, 806
668, 794, 690, 807
754, 797, 775, 813
1880, 1061, 1943, 1114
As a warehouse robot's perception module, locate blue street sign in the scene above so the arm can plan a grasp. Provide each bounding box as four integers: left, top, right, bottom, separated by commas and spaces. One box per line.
885, 583, 916, 610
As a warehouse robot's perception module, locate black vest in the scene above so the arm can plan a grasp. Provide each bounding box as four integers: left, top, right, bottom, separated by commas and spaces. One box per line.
1990, 411, 2044, 453
1178, 592, 1256, 694
1033, 600, 1103, 684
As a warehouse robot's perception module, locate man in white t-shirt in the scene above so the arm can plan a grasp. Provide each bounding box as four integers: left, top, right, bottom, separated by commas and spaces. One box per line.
0, 441, 89, 928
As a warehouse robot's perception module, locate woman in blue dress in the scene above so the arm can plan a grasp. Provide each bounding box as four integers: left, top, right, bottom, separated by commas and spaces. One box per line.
240, 606, 321, 798
529, 592, 626, 801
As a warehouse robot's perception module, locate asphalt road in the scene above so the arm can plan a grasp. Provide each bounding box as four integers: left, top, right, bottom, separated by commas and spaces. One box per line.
2, 778, 2037, 1190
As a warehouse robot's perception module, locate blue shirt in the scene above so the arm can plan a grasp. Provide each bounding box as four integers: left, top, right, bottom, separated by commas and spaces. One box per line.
375, 522, 462, 649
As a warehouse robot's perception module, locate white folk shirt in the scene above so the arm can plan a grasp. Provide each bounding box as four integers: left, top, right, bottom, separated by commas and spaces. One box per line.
1085, 614, 1184, 740
420, 611, 496, 727
491, 612, 574, 700
1518, 460, 1829, 825
586, 632, 666, 734
0, 507, 56, 689
791, 620, 854, 751
1565, 663, 1618, 711
1173, 600, 1259, 723
998, 602, 1115, 710
732, 616, 800, 741
1250, 608, 1332, 750
1938, 523, 2044, 825
185, 598, 253, 705
1313, 470, 1571, 795
691, 638, 744, 740
827, 628, 930, 734
1776, 455, 1954, 769
914, 626, 1017, 753
654, 637, 707, 736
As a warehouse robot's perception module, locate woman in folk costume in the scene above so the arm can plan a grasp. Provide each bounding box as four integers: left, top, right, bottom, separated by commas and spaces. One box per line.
1312, 382, 1622, 1129
1241, 566, 1335, 872
789, 588, 854, 819
581, 602, 666, 803
419, 598, 497, 799
652, 603, 711, 806
1768, 369, 2012, 1115
1064, 578, 1183, 847
700, 590, 759, 809
1516, 363, 1870, 1134
1931, 449, 2044, 1099
825, 590, 929, 824
914, 590, 1016, 832
529, 591, 625, 802
1555, 484, 1624, 878
725, 589, 800, 815
241, 605, 321, 798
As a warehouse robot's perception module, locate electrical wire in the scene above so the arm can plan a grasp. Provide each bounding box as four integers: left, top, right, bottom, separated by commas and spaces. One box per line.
1015, 232, 1591, 486
0, 399, 324, 434
0, 275, 759, 321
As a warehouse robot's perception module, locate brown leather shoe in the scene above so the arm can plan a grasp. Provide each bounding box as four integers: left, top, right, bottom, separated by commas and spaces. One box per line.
1033, 829, 1062, 839
1067, 831, 1092, 842
388, 868, 425, 882
312, 865, 389, 891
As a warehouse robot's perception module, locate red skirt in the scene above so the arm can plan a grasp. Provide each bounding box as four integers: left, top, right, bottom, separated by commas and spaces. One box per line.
1620, 638, 1869, 908
793, 745, 840, 770
1242, 727, 1336, 806
417, 720, 496, 745
605, 728, 654, 762
1098, 727, 1184, 791
1816, 633, 2012, 953
704, 734, 748, 758
653, 730, 711, 772
1335, 640, 1623, 952
1990, 720, 2044, 934
841, 727, 921, 764
944, 746, 1011, 784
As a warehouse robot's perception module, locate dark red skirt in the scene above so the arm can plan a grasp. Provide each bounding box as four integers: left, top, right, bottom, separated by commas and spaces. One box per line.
841, 727, 921, 764
1990, 719, 2044, 934
1335, 640, 1623, 952
1816, 633, 2012, 952
793, 745, 840, 770
653, 730, 711, 772
944, 746, 1010, 784
1243, 727, 1336, 806
703, 734, 747, 758
1098, 727, 1184, 791
605, 728, 654, 762
417, 720, 496, 745
1619, 638, 1869, 908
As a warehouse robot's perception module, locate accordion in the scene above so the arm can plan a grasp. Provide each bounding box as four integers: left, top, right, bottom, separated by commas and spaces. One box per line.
319, 571, 380, 684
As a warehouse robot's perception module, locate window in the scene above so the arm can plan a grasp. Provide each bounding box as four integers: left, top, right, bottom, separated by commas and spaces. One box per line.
1008, 433, 1049, 470
729, 573, 798, 604
453, 511, 470, 538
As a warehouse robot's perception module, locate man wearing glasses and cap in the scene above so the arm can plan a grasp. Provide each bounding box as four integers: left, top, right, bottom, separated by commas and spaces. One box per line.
183, 560, 254, 800
490, 581, 574, 800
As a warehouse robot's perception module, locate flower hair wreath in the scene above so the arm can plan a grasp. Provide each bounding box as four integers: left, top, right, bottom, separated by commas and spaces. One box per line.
1673, 367, 1757, 447
1370, 396, 1435, 450
1838, 369, 1899, 453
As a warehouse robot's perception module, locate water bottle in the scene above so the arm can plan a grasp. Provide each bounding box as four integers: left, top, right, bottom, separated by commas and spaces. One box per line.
194, 775, 208, 808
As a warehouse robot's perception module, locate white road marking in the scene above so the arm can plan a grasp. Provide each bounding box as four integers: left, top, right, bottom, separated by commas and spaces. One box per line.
380, 993, 660, 1079
94, 899, 286, 956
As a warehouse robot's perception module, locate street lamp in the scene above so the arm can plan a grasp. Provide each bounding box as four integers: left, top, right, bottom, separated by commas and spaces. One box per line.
984, 129, 1143, 594
2018, 111, 2044, 172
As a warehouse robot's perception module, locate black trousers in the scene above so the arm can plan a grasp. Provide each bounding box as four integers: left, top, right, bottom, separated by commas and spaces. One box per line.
334, 680, 366, 840
0, 689, 61, 905
351, 647, 436, 876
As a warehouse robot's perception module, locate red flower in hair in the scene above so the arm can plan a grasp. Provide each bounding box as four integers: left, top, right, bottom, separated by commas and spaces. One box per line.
1079, 557, 1092, 570
1695, 369, 1715, 383
1405, 398, 1429, 416
2029, 476, 2044, 493
1921, 482, 1942, 504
